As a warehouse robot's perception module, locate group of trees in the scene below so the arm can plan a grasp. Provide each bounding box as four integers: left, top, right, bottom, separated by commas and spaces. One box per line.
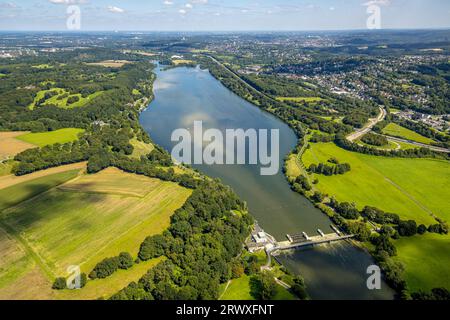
308, 162, 351, 176
111, 178, 253, 300
361, 132, 389, 146
89, 252, 134, 279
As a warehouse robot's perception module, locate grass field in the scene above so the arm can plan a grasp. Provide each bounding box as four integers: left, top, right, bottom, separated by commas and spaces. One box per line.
301, 142, 449, 224
130, 138, 154, 159
16, 128, 85, 147
56, 257, 164, 300
28, 88, 103, 110
172, 59, 195, 65
219, 275, 297, 300
86, 60, 131, 68
0, 167, 191, 299
0, 132, 35, 159
0, 167, 192, 275
382, 123, 435, 145
0, 170, 82, 211
395, 233, 450, 292
276, 96, 323, 103
0, 161, 15, 177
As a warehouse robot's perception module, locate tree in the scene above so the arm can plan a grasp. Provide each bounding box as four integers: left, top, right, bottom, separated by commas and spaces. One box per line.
291, 276, 309, 300
311, 191, 324, 203
417, 224, 427, 235
254, 272, 277, 300
118, 252, 134, 270
52, 277, 67, 290
397, 220, 417, 237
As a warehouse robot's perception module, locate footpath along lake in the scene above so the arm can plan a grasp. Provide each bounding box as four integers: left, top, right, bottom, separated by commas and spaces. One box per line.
140, 65, 395, 300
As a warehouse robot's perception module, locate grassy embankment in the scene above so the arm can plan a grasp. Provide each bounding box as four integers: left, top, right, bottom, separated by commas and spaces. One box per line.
382, 123, 435, 145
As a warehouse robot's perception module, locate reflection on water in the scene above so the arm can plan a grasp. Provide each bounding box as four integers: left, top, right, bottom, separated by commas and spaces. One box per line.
140, 65, 395, 300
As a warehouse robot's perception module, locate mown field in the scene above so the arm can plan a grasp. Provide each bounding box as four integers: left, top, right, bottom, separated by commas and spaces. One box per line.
219, 275, 296, 300
0, 167, 192, 299
86, 60, 132, 68
382, 123, 435, 145
301, 142, 449, 224
130, 138, 154, 159
16, 128, 85, 147
0, 132, 35, 159
395, 233, 450, 292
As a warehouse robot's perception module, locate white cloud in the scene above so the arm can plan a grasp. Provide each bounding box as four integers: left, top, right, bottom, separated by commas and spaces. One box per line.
185, 3, 193, 9
0, 2, 17, 8
363, 0, 391, 6
163, 0, 173, 5
191, 0, 208, 3
107, 5, 125, 13
179, 9, 186, 14
48, 0, 88, 4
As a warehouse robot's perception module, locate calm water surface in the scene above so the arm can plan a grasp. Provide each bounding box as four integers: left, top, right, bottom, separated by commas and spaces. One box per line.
140, 65, 395, 300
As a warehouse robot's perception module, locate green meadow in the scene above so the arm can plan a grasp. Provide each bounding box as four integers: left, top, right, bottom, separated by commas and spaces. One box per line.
16, 128, 85, 147
395, 233, 450, 292
0, 170, 80, 211
382, 123, 435, 145
301, 142, 449, 224
29, 88, 103, 110
219, 275, 296, 300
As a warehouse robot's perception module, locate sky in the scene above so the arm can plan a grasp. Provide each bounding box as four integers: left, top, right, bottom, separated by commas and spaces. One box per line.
0, 0, 449, 31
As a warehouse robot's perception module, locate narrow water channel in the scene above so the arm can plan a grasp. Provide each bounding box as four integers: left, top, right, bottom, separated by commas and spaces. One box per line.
140, 65, 395, 300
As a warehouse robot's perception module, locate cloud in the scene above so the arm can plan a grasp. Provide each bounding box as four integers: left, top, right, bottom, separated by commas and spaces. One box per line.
0, 2, 17, 8
48, 0, 88, 4
185, 3, 193, 9
179, 9, 186, 14
107, 6, 125, 13
163, 0, 173, 5
191, 0, 208, 3
363, 0, 391, 6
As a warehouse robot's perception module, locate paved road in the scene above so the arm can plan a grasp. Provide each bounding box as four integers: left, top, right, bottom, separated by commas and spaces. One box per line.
384, 135, 450, 153
346, 107, 386, 142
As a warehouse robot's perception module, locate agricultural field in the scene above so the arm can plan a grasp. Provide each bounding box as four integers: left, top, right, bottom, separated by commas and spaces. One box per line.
16, 128, 85, 147
394, 233, 450, 292
0, 169, 82, 211
0, 132, 35, 160
86, 60, 132, 68
382, 123, 435, 145
28, 88, 103, 110
301, 142, 449, 224
0, 167, 192, 299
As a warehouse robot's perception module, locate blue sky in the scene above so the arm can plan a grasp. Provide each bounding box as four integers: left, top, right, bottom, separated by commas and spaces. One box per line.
0, 0, 449, 31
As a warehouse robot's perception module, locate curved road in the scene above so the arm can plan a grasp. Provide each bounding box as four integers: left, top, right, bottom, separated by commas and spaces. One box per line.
346, 107, 386, 142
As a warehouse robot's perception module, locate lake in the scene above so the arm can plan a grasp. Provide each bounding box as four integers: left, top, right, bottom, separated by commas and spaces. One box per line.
140, 65, 395, 300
